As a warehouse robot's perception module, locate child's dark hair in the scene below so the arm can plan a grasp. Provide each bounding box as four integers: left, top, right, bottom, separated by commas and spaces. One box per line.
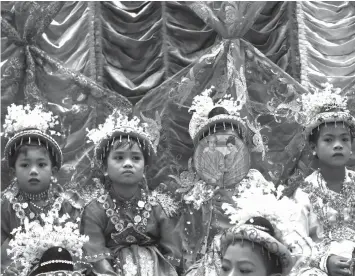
208, 106, 229, 119
8, 142, 56, 169
309, 122, 354, 144
102, 136, 150, 167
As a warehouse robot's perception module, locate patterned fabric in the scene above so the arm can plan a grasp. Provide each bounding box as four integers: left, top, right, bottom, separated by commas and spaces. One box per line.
80, 187, 182, 275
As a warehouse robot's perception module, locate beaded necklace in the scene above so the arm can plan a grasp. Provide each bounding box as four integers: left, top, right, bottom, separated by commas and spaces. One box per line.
10, 187, 64, 222
304, 169, 355, 235
98, 188, 154, 234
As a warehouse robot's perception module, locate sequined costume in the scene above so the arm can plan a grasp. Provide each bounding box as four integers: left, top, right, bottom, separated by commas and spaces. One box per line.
1, 184, 83, 274
292, 168, 355, 275
80, 184, 182, 276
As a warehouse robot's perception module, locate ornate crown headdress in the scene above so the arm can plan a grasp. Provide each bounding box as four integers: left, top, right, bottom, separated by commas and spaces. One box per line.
300, 83, 355, 138
6, 212, 89, 276
86, 109, 162, 163
188, 86, 246, 145
2, 104, 63, 168
221, 192, 303, 276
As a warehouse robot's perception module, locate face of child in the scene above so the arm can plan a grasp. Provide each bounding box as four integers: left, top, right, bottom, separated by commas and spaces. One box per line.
208, 138, 217, 151
227, 143, 236, 152
221, 243, 268, 276
14, 147, 54, 194
315, 125, 352, 167
106, 142, 145, 186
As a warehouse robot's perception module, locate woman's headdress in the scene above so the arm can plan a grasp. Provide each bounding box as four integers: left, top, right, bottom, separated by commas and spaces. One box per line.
300, 83, 355, 139
188, 86, 246, 144
2, 104, 63, 168
86, 109, 161, 165
6, 212, 89, 276
221, 192, 303, 276
188, 86, 267, 158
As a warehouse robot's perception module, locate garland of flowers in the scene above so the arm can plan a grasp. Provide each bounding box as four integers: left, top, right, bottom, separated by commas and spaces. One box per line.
10, 193, 62, 223
98, 188, 154, 234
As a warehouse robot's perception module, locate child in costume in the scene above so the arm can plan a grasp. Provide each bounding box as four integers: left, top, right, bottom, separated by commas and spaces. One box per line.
289, 83, 355, 276
1, 104, 84, 275
172, 87, 277, 265
185, 189, 303, 276
81, 110, 182, 275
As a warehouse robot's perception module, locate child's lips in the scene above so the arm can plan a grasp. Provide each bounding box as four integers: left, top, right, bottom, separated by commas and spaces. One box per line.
332, 153, 344, 157
28, 178, 40, 184
122, 170, 134, 175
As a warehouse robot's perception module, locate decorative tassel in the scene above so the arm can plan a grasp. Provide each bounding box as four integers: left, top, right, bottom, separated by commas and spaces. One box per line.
20, 137, 23, 145
231, 123, 234, 131
120, 135, 122, 142
46, 141, 48, 150
214, 124, 216, 133
128, 135, 130, 142
223, 122, 226, 130
29, 136, 31, 144
38, 138, 41, 145
111, 137, 115, 145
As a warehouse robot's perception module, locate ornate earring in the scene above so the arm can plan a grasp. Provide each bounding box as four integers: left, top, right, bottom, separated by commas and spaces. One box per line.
312, 151, 316, 156
50, 176, 58, 184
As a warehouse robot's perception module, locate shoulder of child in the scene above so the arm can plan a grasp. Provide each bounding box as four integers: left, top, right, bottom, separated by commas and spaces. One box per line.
61, 189, 85, 210
148, 190, 180, 218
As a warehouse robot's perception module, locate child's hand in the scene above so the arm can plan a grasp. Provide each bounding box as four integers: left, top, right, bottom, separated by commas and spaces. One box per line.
327, 255, 351, 276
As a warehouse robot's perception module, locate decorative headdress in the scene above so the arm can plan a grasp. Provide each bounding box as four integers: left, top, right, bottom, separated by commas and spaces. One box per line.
300, 83, 355, 139
2, 104, 63, 168
6, 212, 89, 276
86, 109, 162, 164
188, 86, 247, 145
28, 247, 76, 276
221, 192, 304, 276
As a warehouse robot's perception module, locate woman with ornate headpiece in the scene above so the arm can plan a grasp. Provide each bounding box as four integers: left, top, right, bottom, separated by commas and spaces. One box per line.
1, 104, 85, 275
81, 110, 182, 275
170, 87, 279, 267
185, 189, 304, 276
285, 83, 355, 276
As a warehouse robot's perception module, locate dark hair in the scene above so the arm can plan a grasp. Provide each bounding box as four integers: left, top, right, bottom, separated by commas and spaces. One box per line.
102, 136, 150, 167
220, 217, 283, 275
309, 122, 354, 144
226, 136, 236, 146
8, 143, 55, 169
208, 107, 229, 119
29, 247, 73, 276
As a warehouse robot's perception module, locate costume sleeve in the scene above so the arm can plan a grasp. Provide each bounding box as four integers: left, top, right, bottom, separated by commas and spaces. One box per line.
80, 200, 116, 275
154, 205, 183, 269
292, 188, 323, 240
1, 199, 15, 273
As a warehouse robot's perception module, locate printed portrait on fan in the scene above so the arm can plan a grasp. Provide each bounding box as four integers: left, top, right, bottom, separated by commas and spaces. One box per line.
194, 130, 250, 188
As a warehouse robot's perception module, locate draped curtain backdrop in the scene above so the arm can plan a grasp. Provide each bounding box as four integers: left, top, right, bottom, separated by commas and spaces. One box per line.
1, 1, 355, 196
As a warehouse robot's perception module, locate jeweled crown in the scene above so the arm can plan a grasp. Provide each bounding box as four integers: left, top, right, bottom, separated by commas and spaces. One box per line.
86, 109, 161, 160
299, 83, 355, 137
188, 86, 245, 143
2, 104, 61, 138
2, 104, 63, 168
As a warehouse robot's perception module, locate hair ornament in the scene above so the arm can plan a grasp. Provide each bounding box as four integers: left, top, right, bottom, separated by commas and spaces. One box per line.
2, 104, 63, 168
86, 109, 162, 164
300, 82, 355, 138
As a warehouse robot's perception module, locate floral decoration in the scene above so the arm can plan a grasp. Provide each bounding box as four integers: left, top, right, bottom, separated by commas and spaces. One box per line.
7, 212, 89, 276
